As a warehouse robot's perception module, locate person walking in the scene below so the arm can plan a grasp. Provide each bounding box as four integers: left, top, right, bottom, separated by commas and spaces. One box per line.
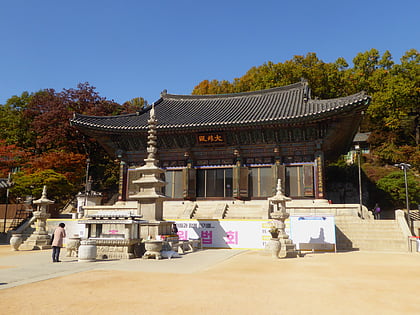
51, 223, 66, 262
374, 203, 381, 220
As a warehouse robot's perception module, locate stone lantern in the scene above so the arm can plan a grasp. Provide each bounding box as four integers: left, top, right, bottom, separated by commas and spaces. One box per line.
19, 185, 54, 250
268, 179, 297, 258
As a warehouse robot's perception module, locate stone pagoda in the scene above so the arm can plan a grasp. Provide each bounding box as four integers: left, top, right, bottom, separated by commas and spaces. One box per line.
79, 105, 173, 259
129, 105, 172, 239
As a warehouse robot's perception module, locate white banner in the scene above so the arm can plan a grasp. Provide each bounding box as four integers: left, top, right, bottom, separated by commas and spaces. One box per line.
173, 219, 291, 249
289, 216, 336, 251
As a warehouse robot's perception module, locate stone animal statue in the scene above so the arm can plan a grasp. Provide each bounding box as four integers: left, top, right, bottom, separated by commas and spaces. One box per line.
66, 236, 81, 257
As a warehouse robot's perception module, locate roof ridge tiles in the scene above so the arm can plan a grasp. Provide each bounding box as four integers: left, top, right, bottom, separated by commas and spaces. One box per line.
163, 81, 305, 100
308, 91, 368, 104
70, 84, 371, 132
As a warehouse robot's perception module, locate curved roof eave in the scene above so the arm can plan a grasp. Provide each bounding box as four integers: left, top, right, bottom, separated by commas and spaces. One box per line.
70, 84, 370, 133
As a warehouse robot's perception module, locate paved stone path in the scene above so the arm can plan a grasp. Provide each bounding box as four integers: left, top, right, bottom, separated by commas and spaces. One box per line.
0, 246, 244, 289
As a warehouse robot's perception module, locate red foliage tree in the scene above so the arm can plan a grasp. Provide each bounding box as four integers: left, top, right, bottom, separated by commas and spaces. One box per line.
0, 140, 29, 177
20, 83, 127, 193
24, 83, 123, 154
26, 151, 86, 184
24, 89, 70, 152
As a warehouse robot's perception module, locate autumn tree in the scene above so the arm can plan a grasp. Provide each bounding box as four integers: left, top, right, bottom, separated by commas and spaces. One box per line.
21, 83, 130, 193
0, 140, 28, 177
24, 83, 123, 153
10, 169, 74, 205
193, 53, 349, 99
0, 83, 134, 202
0, 92, 35, 147
356, 49, 420, 167
26, 151, 86, 184
122, 97, 147, 113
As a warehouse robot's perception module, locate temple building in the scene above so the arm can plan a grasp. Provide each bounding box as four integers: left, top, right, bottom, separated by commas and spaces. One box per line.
70, 81, 370, 204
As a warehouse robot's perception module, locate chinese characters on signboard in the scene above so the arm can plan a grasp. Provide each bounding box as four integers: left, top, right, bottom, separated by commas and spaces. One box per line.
197, 133, 225, 144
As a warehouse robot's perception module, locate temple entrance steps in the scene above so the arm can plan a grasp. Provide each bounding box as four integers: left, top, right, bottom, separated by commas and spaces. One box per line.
163, 202, 186, 219
162, 200, 270, 220
335, 217, 409, 252
189, 203, 215, 219
223, 201, 270, 219
163, 201, 220, 219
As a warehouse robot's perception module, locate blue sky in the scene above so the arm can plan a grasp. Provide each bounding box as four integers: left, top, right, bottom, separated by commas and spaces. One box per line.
0, 0, 418, 105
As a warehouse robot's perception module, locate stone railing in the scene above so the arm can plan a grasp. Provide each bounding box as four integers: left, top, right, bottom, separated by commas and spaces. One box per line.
86, 210, 142, 219
395, 209, 413, 252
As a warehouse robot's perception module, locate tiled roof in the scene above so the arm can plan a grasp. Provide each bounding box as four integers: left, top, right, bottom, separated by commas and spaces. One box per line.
353, 132, 371, 142
70, 82, 370, 131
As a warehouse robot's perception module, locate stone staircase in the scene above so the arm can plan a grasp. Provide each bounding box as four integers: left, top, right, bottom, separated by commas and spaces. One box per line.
224, 202, 269, 219
163, 200, 270, 220
193, 202, 222, 219
335, 217, 409, 252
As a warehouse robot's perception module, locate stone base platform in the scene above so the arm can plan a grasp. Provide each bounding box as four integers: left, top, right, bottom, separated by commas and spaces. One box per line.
20, 234, 52, 250
93, 238, 143, 259
279, 239, 298, 258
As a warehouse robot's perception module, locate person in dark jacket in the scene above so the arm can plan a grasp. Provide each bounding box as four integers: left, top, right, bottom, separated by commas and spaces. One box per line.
373, 203, 381, 220
51, 223, 66, 262
171, 223, 178, 235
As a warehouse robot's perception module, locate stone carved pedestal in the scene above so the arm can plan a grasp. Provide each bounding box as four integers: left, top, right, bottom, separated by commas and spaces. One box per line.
266, 238, 281, 259
143, 240, 163, 260
94, 238, 142, 260
78, 239, 97, 262
66, 235, 81, 257
270, 211, 297, 258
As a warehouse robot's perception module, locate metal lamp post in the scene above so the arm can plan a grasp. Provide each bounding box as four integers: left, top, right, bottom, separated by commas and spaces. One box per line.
395, 163, 411, 231
2, 173, 11, 233
84, 158, 90, 207
355, 144, 363, 219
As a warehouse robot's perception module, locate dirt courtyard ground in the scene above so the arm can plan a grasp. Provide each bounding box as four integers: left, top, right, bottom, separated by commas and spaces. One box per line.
0, 246, 419, 315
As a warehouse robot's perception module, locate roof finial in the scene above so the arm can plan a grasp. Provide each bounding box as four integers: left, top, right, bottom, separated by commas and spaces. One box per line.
41, 185, 48, 199
301, 78, 310, 102
146, 104, 158, 162
150, 103, 155, 119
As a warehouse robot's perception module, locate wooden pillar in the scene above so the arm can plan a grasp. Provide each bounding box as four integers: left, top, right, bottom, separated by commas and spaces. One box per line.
232, 153, 249, 200
233, 165, 249, 199
303, 164, 315, 197
182, 162, 196, 200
